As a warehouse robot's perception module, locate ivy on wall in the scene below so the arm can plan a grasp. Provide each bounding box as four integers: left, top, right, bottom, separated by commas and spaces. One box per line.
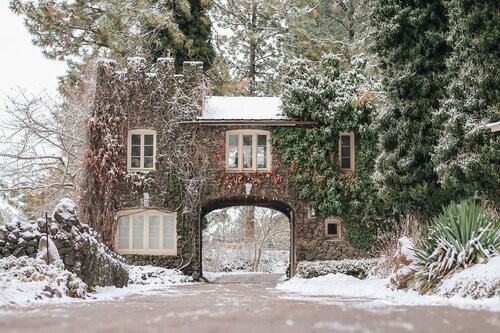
79, 58, 208, 256
273, 54, 396, 249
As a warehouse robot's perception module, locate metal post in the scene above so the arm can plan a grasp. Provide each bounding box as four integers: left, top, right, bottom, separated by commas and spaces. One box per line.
45, 212, 49, 265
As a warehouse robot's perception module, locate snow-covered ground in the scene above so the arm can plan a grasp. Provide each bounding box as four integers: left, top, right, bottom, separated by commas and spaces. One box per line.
277, 257, 500, 312
0, 257, 192, 308
1, 255, 498, 312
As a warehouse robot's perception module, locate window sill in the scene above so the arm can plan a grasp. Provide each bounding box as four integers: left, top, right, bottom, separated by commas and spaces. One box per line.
224, 169, 271, 173
116, 250, 177, 256
127, 169, 155, 173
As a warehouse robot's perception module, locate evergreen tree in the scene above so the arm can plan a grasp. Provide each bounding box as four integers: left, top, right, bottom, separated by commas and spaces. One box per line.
146, 0, 216, 71
211, 0, 290, 95
372, 0, 450, 221
433, 0, 500, 209
286, 0, 374, 63
10, 0, 214, 89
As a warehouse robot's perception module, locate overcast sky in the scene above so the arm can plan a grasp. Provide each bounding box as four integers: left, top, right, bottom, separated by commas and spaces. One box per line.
0, 3, 66, 99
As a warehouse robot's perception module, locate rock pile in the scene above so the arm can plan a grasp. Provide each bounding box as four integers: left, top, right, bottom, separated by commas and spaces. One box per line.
0, 198, 128, 287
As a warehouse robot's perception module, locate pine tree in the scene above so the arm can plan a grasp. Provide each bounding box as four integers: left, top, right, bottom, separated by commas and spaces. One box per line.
211, 0, 290, 95
9, 0, 214, 88
286, 0, 374, 62
146, 0, 216, 71
433, 0, 500, 209
372, 0, 450, 221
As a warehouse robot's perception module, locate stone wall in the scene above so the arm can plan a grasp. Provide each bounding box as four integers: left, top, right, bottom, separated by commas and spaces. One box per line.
0, 199, 129, 287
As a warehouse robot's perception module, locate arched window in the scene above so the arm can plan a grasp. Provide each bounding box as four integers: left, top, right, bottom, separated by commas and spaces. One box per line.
226, 130, 271, 171
127, 129, 156, 171
115, 209, 177, 255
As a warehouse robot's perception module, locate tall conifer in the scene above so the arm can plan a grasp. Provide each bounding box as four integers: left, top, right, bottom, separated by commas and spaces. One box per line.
373, 0, 450, 220
433, 0, 500, 209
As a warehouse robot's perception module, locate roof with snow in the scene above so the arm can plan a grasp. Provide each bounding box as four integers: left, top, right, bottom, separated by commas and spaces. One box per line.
200, 96, 287, 120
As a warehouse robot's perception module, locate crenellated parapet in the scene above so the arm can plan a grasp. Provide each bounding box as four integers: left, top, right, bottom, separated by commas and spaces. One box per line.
91, 57, 204, 123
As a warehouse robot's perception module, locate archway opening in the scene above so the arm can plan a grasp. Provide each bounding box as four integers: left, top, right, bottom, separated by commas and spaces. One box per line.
201, 202, 292, 282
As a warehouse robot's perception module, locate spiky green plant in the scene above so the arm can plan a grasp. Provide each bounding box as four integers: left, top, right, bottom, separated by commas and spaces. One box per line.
414, 199, 499, 292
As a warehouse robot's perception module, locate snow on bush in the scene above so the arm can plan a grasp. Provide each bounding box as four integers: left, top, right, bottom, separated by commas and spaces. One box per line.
128, 265, 192, 285
0, 255, 89, 307
414, 199, 499, 292
435, 256, 500, 299
297, 258, 382, 279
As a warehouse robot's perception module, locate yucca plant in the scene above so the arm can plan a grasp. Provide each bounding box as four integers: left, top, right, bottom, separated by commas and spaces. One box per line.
414, 199, 500, 292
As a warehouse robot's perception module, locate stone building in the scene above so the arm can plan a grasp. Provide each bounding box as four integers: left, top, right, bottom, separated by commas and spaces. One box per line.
80, 57, 367, 279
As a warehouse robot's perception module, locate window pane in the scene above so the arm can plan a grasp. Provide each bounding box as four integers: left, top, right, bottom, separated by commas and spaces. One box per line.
131, 145, 141, 157
327, 223, 338, 236
118, 216, 129, 249
149, 216, 160, 249
341, 147, 351, 158
257, 135, 267, 146
341, 157, 351, 169
144, 135, 154, 145
131, 157, 141, 168
228, 134, 238, 146
131, 134, 141, 145
163, 216, 175, 250
228, 135, 238, 168
341, 135, 350, 146
243, 135, 253, 168
257, 135, 267, 169
133, 216, 144, 249
144, 157, 154, 168
144, 145, 153, 157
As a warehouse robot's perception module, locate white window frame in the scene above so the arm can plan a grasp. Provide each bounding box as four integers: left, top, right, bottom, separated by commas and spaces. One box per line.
115, 209, 177, 255
225, 129, 271, 172
127, 129, 157, 171
339, 132, 355, 172
325, 217, 342, 240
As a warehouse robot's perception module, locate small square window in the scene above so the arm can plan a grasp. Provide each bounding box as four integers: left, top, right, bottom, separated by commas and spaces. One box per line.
325, 218, 342, 240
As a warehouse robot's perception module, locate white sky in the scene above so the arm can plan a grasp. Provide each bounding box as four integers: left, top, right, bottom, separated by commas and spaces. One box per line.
0, 3, 66, 99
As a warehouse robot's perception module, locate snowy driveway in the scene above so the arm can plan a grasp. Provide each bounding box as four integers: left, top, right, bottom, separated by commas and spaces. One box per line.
1, 282, 498, 333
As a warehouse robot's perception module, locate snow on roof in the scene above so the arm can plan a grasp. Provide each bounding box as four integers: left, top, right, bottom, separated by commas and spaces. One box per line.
200, 96, 287, 120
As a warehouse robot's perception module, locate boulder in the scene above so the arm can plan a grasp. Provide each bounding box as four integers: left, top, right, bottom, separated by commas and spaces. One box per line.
389, 237, 417, 290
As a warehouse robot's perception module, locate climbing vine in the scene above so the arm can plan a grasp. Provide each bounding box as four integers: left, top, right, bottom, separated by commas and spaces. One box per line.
79, 57, 209, 256
273, 54, 396, 249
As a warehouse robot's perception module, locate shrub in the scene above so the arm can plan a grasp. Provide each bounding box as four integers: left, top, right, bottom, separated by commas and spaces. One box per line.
297, 258, 382, 279
414, 199, 500, 292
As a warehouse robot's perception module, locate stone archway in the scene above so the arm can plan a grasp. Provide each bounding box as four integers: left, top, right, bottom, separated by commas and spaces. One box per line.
200, 196, 296, 277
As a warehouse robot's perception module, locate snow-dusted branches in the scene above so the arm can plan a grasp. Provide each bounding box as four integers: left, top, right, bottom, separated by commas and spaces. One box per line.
0, 89, 85, 213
